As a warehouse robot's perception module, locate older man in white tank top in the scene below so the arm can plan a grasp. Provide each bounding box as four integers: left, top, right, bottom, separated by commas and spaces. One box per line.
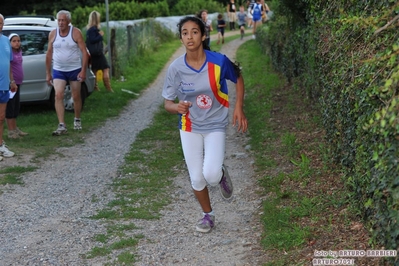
46, 10, 89, 136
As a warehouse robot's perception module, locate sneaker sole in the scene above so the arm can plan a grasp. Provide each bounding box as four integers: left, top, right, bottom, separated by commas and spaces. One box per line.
52, 131, 68, 136
1, 153, 15, 158
220, 188, 233, 200
220, 166, 234, 200
195, 226, 213, 233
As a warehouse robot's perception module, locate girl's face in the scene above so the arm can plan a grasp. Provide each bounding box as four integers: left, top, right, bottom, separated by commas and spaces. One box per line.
10, 36, 21, 50
180, 21, 205, 50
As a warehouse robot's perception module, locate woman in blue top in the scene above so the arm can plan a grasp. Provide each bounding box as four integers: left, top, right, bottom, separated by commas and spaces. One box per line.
86, 11, 113, 92
162, 16, 248, 233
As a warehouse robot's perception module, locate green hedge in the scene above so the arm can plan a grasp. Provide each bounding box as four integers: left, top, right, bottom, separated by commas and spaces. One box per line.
264, 0, 399, 257
69, 0, 223, 29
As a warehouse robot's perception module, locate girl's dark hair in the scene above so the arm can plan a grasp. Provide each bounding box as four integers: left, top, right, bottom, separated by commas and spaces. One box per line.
177, 16, 210, 51
177, 16, 242, 77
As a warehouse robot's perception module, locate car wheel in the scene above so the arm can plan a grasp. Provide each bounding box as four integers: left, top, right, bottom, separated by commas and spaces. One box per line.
64, 83, 88, 112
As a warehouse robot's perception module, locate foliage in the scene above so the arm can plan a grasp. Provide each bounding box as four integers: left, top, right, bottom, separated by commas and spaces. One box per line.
171, 0, 224, 17
60, 0, 224, 29
110, 19, 176, 77
72, 1, 171, 28
265, 0, 399, 256
0, 0, 224, 24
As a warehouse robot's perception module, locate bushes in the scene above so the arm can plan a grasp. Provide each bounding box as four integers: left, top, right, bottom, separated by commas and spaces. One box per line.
71, 0, 223, 29
171, 0, 224, 16
72, 1, 170, 28
265, 0, 399, 256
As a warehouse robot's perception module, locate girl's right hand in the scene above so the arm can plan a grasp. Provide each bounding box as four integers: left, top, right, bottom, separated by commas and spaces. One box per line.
178, 100, 192, 115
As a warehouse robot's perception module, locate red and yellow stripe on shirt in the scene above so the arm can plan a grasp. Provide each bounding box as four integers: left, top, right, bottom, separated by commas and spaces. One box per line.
208, 62, 229, 107
181, 112, 192, 131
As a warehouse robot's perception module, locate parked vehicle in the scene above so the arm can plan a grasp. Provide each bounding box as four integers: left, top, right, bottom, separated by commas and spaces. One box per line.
4, 16, 58, 27
3, 18, 95, 111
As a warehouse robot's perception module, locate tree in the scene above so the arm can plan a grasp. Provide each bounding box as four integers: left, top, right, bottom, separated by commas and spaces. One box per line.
0, 0, 228, 17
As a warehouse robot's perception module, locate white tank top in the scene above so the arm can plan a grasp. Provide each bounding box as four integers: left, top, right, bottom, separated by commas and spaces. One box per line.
52, 26, 82, 71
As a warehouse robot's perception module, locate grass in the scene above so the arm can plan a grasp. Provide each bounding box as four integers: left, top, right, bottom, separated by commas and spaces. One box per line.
0, 166, 37, 186
237, 40, 386, 265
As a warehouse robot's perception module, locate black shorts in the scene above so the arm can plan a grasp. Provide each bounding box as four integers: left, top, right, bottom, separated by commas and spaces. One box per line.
6, 84, 21, 119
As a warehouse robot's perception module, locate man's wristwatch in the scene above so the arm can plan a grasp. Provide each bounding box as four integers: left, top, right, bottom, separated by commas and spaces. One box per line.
10, 80, 15, 84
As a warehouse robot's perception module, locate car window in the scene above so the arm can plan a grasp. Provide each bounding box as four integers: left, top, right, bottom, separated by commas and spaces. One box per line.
3, 30, 49, 55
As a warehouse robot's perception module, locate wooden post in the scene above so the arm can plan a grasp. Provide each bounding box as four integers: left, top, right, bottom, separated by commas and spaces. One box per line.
110, 28, 118, 77
127, 25, 132, 56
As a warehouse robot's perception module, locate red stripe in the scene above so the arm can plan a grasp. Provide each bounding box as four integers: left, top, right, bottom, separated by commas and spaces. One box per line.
208, 63, 228, 107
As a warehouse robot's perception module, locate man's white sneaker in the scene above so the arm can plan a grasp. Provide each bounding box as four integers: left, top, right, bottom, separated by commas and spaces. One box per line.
52, 124, 68, 136
74, 119, 82, 130
0, 141, 15, 157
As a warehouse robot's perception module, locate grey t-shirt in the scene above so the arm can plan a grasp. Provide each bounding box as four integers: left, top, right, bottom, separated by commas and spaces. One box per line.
162, 50, 238, 133
237, 12, 247, 25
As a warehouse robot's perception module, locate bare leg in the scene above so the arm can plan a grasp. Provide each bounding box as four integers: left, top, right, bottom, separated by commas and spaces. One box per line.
193, 187, 212, 213
6, 118, 17, 131
92, 68, 100, 91
102, 68, 114, 92
70, 80, 82, 119
53, 79, 67, 124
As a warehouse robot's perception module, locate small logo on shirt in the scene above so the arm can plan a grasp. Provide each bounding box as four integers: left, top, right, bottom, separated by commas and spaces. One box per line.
196, 94, 212, 109
180, 81, 194, 87
179, 81, 195, 92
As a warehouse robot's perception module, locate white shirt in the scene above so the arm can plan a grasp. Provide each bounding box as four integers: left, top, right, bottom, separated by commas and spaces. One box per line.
52, 26, 82, 71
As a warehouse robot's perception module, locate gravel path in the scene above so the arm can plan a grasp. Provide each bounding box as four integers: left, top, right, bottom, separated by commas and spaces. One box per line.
0, 33, 268, 265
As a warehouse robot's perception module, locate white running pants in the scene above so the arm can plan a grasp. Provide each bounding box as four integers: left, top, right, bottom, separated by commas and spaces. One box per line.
180, 130, 225, 191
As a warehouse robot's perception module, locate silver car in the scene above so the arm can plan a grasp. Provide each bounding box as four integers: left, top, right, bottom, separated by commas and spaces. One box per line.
3, 21, 95, 111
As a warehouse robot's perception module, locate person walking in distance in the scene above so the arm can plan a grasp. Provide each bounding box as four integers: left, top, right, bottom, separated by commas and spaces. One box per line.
227, 0, 237, 30
162, 16, 248, 233
6, 33, 28, 139
261, 0, 271, 23
0, 14, 16, 160
237, 5, 248, 40
46, 10, 89, 136
216, 13, 226, 45
86, 10, 113, 92
198, 10, 213, 48
251, 0, 264, 39
247, 0, 255, 28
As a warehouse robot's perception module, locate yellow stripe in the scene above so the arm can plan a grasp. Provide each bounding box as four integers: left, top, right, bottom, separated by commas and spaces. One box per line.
213, 64, 228, 102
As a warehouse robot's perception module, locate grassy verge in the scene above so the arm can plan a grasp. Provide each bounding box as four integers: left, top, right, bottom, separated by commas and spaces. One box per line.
237, 40, 386, 265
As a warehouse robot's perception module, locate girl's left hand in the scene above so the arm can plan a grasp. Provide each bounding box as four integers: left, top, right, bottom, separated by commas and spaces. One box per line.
233, 108, 248, 133
10, 83, 18, 92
